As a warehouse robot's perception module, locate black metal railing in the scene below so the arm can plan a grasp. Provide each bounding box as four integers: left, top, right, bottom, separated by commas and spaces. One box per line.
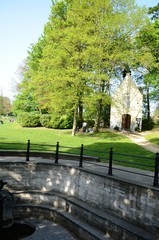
0, 140, 159, 187
26, 140, 159, 187
153, 152, 159, 187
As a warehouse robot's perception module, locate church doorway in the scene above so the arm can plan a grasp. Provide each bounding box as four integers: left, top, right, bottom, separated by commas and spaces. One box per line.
122, 114, 131, 130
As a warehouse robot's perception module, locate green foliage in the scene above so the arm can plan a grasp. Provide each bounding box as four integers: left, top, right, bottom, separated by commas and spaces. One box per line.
142, 118, 155, 131
40, 114, 52, 128
114, 125, 120, 131
85, 120, 95, 128
58, 115, 73, 129
16, 111, 73, 129
148, 3, 159, 20
17, 112, 41, 127
135, 16, 159, 119
13, 91, 40, 115
49, 114, 73, 129
134, 127, 141, 132
46, 116, 59, 129
14, 0, 150, 133
0, 96, 12, 115
153, 106, 159, 125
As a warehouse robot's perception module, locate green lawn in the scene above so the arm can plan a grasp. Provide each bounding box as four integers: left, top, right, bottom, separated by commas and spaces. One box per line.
0, 120, 156, 170
145, 129, 159, 146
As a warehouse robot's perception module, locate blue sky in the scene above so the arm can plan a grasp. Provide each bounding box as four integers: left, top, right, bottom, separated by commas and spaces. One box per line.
0, 0, 158, 100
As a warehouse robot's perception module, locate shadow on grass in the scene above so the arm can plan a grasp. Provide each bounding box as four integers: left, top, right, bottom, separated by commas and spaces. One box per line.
0, 142, 56, 152
76, 130, 125, 141
0, 140, 155, 171
65, 141, 155, 170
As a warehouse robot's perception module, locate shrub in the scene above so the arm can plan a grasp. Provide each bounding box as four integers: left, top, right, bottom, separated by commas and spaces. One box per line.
154, 121, 159, 128
17, 112, 41, 127
48, 116, 60, 129
86, 120, 95, 128
49, 115, 73, 129
114, 125, 119, 131
134, 127, 140, 132
40, 114, 52, 128
17, 112, 73, 129
58, 115, 73, 129
142, 118, 155, 131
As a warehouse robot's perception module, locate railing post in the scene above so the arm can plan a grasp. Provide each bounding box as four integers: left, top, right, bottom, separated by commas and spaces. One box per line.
79, 144, 83, 167
108, 147, 113, 175
153, 152, 159, 187
26, 140, 30, 161
55, 142, 59, 164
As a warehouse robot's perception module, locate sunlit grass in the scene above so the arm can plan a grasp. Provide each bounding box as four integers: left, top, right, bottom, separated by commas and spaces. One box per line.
0, 120, 155, 170
145, 129, 159, 146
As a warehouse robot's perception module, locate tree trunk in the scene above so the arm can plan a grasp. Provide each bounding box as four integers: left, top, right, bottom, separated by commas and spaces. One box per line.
78, 102, 83, 128
94, 100, 102, 132
146, 82, 150, 121
72, 108, 77, 136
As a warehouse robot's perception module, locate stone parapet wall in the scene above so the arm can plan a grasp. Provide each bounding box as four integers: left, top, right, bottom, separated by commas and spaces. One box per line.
0, 160, 158, 233
0, 150, 99, 162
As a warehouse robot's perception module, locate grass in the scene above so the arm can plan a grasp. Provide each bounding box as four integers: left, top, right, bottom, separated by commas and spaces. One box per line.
145, 129, 159, 146
0, 120, 156, 170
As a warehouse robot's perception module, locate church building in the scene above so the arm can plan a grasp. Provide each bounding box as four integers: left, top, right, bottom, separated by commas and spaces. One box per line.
110, 71, 143, 131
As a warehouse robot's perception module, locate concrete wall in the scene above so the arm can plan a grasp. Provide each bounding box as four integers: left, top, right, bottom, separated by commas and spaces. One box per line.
0, 160, 158, 233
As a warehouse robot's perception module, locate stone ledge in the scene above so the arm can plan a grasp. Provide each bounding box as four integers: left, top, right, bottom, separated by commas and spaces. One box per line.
13, 190, 156, 240
14, 204, 109, 240
1, 159, 158, 237
0, 150, 100, 162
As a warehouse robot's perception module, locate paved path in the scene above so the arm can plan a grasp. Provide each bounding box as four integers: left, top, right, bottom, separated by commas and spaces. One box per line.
23, 219, 77, 240
124, 131, 159, 153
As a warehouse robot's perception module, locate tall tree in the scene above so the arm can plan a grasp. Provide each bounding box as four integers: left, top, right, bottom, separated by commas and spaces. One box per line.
135, 8, 159, 120
13, 0, 148, 134
36, 0, 147, 134
0, 96, 12, 115
149, 3, 159, 20
13, 36, 47, 114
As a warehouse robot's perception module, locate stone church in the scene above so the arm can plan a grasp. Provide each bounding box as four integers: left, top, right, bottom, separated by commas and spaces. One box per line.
110, 71, 143, 131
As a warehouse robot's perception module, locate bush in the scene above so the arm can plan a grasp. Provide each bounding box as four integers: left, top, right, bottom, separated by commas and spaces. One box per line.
17, 112, 41, 127
49, 115, 73, 129
154, 121, 159, 128
17, 112, 73, 129
48, 116, 60, 129
40, 114, 52, 128
86, 120, 95, 128
59, 115, 73, 129
114, 125, 120, 131
134, 127, 140, 132
142, 118, 155, 131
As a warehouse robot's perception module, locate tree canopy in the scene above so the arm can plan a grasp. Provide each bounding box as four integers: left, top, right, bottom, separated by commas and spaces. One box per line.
14, 0, 157, 132
148, 3, 159, 20
135, 2, 159, 121
0, 96, 12, 115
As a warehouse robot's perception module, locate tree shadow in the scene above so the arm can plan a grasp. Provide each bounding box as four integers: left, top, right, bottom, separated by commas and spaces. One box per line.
0, 130, 155, 171
64, 141, 155, 171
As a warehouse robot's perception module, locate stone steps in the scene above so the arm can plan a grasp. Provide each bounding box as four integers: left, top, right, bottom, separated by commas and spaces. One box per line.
13, 190, 156, 240
14, 204, 111, 240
